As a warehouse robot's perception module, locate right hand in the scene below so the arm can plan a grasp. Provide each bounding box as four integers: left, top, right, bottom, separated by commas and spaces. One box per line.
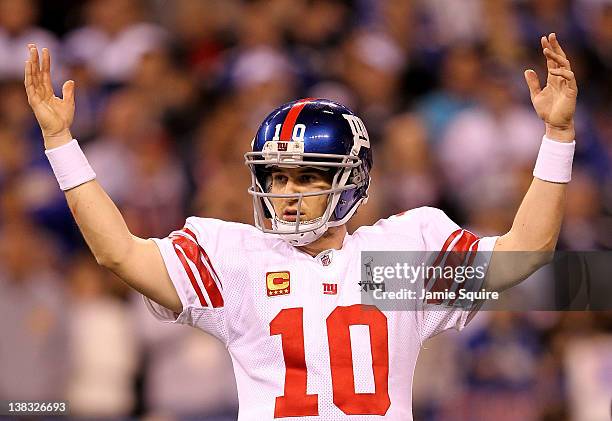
523, 33, 577, 142
24, 44, 75, 149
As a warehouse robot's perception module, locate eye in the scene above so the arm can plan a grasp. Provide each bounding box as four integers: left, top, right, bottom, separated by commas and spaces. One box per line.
298, 174, 317, 184
272, 173, 288, 184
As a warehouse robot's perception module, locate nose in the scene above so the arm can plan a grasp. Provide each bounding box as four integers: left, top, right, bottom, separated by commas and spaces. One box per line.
281, 177, 306, 206
283, 177, 305, 195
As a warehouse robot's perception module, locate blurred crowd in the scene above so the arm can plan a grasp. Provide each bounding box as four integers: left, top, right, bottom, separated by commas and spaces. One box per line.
0, 0, 611, 420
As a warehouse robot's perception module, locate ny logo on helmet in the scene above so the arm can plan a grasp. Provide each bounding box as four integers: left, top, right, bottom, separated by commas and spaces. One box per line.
343, 114, 370, 153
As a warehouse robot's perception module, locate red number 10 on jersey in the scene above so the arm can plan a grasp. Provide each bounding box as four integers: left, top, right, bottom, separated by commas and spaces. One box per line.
270, 304, 391, 418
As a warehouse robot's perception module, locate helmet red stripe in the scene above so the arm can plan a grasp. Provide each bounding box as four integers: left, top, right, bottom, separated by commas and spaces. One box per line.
279, 98, 314, 141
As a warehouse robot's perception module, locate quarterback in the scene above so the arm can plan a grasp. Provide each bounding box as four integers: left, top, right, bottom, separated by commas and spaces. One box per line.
25, 33, 577, 420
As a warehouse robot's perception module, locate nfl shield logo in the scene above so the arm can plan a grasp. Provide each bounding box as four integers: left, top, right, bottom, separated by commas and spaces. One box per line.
321, 254, 331, 266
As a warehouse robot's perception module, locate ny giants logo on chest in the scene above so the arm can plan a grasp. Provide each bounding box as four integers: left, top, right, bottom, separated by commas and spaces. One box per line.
322, 283, 338, 295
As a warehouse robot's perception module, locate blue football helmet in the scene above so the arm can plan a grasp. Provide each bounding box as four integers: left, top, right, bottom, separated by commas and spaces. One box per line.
245, 98, 373, 246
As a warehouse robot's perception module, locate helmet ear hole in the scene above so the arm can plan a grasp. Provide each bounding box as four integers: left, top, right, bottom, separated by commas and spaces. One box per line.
324, 168, 338, 185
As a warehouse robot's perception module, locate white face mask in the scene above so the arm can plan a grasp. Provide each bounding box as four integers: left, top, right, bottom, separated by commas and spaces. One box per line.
245, 141, 368, 246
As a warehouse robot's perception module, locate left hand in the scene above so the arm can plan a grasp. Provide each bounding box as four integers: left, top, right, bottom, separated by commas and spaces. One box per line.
524, 33, 578, 142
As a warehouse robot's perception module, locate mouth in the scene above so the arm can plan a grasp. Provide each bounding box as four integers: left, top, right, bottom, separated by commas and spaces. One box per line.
282, 208, 299, 222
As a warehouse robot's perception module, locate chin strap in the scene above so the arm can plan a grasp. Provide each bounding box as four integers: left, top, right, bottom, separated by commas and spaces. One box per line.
274, 218, 329, 246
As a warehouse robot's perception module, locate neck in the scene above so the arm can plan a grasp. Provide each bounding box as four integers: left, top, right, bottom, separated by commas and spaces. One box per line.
296, 225, 347, 257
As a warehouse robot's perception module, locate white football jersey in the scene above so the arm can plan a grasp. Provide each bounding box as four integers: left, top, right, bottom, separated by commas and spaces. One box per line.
144, 206, 498, 420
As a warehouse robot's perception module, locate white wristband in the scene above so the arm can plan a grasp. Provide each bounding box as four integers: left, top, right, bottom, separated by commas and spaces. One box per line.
533, 136, 575, 183
45, 139, 96, 191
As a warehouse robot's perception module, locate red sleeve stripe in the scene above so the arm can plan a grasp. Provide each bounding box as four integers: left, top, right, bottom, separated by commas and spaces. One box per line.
450, 229, 479, 253
431, 229, 462, 267
172, 243, 208, 307
172, 229, 223, 290
445, 236, 480, 305
183, 228, 222, 288
454, 238, 485, 310
425, 229, 481, 304
279, 98, 314, 141
173, 237, 224, 308
425, 229, 464, 295
465, 238, 480, 267
172, 235, 224, 308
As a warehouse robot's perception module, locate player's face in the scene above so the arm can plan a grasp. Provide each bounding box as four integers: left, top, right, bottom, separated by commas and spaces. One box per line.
269, 167, 333, 222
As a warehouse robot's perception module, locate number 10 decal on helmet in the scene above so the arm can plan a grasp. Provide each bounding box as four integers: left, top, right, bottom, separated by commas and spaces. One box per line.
245, 98, 373, 246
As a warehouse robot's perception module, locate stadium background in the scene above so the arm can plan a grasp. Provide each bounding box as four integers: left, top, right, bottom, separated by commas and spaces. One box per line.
0, 0, 611, 419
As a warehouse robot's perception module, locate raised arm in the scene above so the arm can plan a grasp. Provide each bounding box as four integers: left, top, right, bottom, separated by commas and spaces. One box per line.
24, 44, 182, 313
486, 33, 578, 291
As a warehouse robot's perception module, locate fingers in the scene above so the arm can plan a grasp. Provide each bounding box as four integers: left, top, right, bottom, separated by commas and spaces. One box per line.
548, 68, 574, 81
541, 35, 558, 73
549, 67, 578, 91
524, 69, 541, 100
41, 48, 54, 98
24, 58, 31, 87
544, 47, 571, 70
62, 80, 75, 104
41, 47, 50, 72
548, 33, 566, 59
28, 44, 40, 87
542, 33, 571, 73
25, 44, 57, 103
25, 44, 39, 104
24, 60, 38, 104
539, 34, 578, 92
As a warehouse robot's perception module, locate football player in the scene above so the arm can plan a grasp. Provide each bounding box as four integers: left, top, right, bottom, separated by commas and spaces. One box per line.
24, 32, 576, 420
